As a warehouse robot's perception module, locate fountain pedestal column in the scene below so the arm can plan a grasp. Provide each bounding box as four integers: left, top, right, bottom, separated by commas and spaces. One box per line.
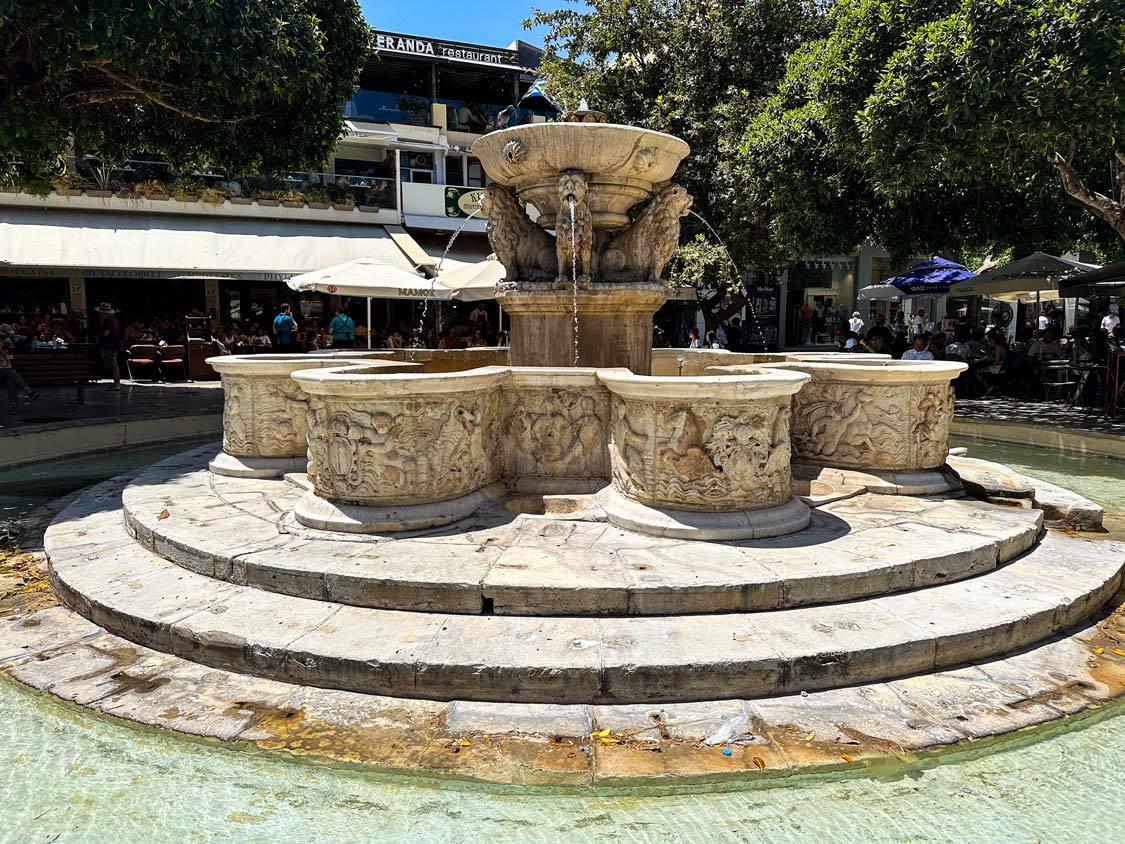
498, 283, 667, 373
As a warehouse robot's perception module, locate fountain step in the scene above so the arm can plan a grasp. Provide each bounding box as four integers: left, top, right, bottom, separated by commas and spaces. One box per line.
120, 460, 1043, 616
47, 484, 1124, 705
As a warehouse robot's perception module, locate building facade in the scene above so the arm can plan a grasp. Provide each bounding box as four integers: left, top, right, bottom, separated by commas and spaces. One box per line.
0, 30, 551, 344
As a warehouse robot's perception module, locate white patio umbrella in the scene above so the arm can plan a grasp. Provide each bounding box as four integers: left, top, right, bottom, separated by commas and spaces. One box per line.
437, 257, 506, 302
948, 252, 1098, 297
856, 284, 904, 301
286, 257, 450, 348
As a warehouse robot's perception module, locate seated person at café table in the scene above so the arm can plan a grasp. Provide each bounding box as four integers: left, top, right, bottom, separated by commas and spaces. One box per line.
902, 335, 934, 361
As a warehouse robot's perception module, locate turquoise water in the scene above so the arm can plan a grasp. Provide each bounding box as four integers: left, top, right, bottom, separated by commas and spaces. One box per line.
950, 435, 1125, 512
0, 438, 1122, 841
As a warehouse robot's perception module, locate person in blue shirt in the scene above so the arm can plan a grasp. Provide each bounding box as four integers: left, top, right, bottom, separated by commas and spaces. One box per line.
329, 306, 356, 349
272, 304, 298, 352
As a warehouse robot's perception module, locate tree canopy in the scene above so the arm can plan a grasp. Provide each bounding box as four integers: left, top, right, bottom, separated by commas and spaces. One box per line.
529, 0, 823, 322
0, 0, 370, 176
733, 0, 1124, 265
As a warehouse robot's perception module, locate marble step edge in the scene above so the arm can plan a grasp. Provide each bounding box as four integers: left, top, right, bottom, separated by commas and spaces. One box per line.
4, 597, 1124, 788
118, 479, 1044, 618
44, 498, 1125, 705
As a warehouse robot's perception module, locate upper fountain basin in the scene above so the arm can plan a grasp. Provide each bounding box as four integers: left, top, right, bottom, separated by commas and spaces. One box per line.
471, 123, 690, 230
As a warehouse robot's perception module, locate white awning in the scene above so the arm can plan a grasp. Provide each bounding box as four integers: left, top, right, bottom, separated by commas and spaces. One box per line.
0, 209, 416, 280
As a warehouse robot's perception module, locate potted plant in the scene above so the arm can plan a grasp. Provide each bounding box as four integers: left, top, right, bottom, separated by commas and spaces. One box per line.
305, 188, 329, 210
170, 179, 204, 202
136, 179, 170, 201
85, 162, 116, 196
199, 187, 227, 206
253, 189, 280, 206
51, 171, 80, 196
279, 189, 306, 208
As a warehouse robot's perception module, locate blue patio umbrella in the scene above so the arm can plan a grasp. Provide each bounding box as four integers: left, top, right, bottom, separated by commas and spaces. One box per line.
857, 256, 976, 300
519, 77, 555, 110
885, 256, 976, 294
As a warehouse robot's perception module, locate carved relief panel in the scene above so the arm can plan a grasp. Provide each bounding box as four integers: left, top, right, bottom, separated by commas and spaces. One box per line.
789, 382, 954, 470
501, 387, 610, 481
308, 393, 501, 506
221, 374, 311, 458
609, 396, 792, 512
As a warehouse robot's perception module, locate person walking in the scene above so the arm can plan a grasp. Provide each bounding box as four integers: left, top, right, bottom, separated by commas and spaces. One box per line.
0, 324, 39, 410
687, 328, 700, 349
328, 307, 356, 349
272, 304, 298, 352
94, 302, 122, 390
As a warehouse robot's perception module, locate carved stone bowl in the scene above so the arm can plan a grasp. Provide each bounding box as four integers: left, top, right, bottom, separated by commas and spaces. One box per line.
597, 368, 812, 540
760, 359, 968, 473
205, 353, 419, 478
470, 123, 690, 230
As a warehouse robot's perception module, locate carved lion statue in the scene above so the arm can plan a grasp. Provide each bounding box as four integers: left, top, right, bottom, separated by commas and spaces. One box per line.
601, 184, 693, 283
481, 185, 554, 283
554, 172, 593, 289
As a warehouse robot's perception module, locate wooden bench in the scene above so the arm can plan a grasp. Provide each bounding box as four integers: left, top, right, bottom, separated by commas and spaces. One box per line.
12, 353, 97, 403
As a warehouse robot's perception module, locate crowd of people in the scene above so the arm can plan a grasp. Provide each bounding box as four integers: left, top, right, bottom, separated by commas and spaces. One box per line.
833, 306, 1125, 400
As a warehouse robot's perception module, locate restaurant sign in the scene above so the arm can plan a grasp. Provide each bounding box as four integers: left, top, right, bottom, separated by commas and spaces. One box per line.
444, 186, 485, 218
373, 31, 523, 69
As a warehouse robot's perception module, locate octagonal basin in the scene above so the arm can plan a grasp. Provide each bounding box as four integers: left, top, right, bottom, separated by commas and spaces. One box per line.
470, 123, 690, 229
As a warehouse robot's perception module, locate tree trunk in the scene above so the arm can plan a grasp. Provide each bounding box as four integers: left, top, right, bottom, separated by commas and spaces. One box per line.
700, 286, 748, 334
1050, 149, 1125, 241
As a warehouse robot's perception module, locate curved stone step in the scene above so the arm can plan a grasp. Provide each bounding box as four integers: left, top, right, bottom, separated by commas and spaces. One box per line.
46, 487, 1123, 705
120, 462, 1043, 616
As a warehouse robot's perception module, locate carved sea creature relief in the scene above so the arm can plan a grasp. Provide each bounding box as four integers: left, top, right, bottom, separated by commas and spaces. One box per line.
650, 407, 728, 504
256, 379, 309, 457
791, 385, 906, 466
554, 172, 593, 289
600, 184, 693, 284
481, 185, 554, 282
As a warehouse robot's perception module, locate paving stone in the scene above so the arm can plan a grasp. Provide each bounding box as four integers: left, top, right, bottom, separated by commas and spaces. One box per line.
0, 606, 99, 662
446, 700, 592, 737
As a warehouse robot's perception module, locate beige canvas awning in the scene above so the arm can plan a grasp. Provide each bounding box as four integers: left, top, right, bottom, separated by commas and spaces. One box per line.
0, 208, 417, 280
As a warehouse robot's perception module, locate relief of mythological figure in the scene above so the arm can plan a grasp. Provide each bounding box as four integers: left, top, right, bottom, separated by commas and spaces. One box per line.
481, 185, 555, 283
554, 172, 593, 289
600, 184, 694, 284
791, 385, 907, 468
312, 398, 496, 504
506, 390, 605, 475
912, 385, 955, 468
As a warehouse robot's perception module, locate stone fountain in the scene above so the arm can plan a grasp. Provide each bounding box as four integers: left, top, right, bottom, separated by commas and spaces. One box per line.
471, 111, 693, 373
28, 112, 1125, 783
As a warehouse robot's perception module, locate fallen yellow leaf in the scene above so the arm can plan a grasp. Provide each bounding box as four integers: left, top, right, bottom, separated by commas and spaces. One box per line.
1112, 649, 1125, 657
1094, 647, 1105, 655
840, 753, 854, 763
590, 729, 610, 739
157, 509, 170, 520
751, 756, 766, 771
458, 738, 472, 747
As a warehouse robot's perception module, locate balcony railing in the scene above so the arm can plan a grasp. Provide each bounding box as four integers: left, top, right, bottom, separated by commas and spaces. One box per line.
3, 158, 398, 212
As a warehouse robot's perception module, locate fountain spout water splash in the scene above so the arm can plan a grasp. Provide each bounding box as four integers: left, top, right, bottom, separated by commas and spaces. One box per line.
569, 197, 579, 366
688, 209, 765, 347
412, 208, 482, 354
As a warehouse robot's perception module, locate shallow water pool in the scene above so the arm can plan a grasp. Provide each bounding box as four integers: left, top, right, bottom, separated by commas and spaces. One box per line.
0, 438, 1121, 842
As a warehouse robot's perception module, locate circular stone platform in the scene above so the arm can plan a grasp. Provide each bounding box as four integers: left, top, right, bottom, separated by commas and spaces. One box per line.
6, 444, 1123, 786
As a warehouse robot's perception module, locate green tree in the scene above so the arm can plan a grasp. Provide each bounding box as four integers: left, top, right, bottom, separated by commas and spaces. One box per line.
529, 0, 823, 327
734, 0, 1122, 265
862, 0, 1125, 242
0, 0, 370, 176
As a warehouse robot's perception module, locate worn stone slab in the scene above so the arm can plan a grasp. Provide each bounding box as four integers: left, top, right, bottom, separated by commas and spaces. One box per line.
4, 597, 1125, 786
118, 459, 1043, 617
949, 455, 1104, 530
